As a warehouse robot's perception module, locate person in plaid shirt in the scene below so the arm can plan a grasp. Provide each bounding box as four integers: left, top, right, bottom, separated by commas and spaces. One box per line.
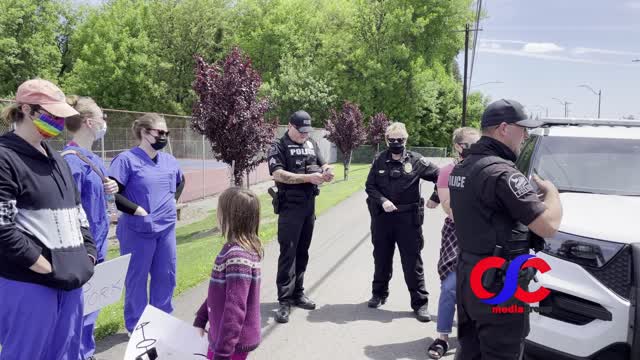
427, 127, 480, 359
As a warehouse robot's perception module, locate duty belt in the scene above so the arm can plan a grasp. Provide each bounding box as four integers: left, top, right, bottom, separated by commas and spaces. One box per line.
394, 202, 421, 213
459, 250, 529, 265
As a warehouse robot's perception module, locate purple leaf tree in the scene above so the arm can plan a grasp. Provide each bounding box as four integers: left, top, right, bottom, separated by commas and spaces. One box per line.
368, 112, 391, 153
191, 48, 277, 186
324, 101, 367, 180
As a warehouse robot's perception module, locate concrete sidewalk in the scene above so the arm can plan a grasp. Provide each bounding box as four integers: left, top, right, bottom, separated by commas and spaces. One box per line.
96, 165, 456, 359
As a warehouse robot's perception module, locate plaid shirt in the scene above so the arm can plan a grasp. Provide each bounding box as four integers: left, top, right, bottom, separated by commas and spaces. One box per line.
437, 217, 459, 280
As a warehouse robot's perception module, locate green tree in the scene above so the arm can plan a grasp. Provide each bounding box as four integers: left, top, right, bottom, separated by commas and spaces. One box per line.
263, 55, 337, 127
63, 0, 175, 112
0, 0, 70, 96
147, 0, 230, 114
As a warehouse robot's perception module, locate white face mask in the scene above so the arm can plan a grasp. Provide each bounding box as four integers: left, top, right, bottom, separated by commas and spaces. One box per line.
94, 122, 107, 141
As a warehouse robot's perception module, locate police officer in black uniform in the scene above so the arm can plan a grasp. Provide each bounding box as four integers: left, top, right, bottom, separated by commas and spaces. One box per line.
449, 99, 563, 360
365, 122, 439, 322
267, 110, 334, 324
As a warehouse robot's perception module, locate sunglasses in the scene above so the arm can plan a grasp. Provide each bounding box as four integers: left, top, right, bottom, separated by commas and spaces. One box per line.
456, 142, 471, 149
149, 128, 170, 137
387, 138, 406, 144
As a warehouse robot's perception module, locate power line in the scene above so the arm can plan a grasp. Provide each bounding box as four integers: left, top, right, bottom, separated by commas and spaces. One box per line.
467, 0, 483, 97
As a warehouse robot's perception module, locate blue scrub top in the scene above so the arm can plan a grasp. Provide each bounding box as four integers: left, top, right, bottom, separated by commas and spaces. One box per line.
108, 147, 183, 234
62, 144, 109, 262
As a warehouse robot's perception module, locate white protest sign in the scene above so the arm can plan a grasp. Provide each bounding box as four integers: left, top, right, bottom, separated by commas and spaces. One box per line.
82, 254, 131, 315
124, 305, 209, 360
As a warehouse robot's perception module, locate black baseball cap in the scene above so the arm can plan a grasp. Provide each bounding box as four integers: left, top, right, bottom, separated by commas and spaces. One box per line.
481, 99, 542, 129
289, 110, 313, 133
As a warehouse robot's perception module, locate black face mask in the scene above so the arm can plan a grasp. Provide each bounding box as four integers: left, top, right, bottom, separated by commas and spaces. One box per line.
150, 136, 168, 150
389, 142, 405, 154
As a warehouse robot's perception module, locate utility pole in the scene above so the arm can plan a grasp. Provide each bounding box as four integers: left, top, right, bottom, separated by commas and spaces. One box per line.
579, 84, 602, 119
552, 98, 571, 118
462, 24, 470, 127
459, 24, 482, 127
598, 89, 601, 119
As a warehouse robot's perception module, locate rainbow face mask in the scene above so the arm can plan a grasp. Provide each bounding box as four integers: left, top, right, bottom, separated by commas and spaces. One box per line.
34, 113, 64, 138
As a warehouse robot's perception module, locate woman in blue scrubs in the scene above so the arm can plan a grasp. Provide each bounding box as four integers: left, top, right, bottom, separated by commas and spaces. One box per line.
108, 113, 185, 333
62, 96, 118, 360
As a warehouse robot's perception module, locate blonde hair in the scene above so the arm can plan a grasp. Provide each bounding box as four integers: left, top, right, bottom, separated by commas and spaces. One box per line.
385, 122, 409, 139
217, 187, 263, 258
452, 127, 480, 145
65, 96, 103, 133
1, 103, 24, 125
132, 113, 165, 140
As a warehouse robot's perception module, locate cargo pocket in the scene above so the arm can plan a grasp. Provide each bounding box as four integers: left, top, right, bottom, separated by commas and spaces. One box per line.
131, 214, 154, 233
50, 247, 94, 290
169, 172, 177, 194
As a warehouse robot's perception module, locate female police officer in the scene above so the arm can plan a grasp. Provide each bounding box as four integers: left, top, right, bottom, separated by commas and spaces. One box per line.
365, 122, 439, 322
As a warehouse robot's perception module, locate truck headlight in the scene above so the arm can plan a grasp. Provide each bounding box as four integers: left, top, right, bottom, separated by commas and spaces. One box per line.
542, 232, 625, 268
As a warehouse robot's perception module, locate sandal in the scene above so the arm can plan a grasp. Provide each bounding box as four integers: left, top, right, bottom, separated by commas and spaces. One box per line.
428, 338, 449, 359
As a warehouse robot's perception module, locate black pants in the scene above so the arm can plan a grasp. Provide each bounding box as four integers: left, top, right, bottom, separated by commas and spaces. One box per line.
276, 195, 316, 303
370, 211, 428, 310
456, 257, 528, 360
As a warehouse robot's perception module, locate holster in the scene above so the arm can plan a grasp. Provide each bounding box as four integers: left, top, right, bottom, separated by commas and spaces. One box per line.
482, 245, 505, 290
268, 186, 280, 214
366, 197, 383, 217
414, 198, 425, 226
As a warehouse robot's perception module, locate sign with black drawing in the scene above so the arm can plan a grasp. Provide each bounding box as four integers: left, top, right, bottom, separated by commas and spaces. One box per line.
124, 305, 209, 360
82, 254, 131, 315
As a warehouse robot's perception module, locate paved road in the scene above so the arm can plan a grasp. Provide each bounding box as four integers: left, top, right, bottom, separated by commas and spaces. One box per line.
96, 178, 457, 360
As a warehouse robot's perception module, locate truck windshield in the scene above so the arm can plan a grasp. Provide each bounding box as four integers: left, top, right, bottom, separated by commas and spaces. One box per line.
532, 136, 640, 196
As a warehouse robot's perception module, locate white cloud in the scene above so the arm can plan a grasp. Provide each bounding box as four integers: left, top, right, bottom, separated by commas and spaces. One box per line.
573, 47, 640, 57
522, 42, 564, 54
480, 39, 528, 45
489, 25, 640, 32
478, 48, 636, 67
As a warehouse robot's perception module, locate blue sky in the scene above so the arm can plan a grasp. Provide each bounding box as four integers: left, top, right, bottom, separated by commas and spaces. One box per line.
460, 0, 640, 119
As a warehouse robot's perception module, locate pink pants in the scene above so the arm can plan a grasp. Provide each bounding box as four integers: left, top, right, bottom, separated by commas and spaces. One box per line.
207, 349, 248, 360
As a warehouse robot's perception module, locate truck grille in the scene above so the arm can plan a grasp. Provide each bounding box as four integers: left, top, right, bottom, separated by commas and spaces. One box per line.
585, 245, 632, 300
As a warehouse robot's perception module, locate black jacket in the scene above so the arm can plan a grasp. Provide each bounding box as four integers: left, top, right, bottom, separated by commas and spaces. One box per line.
0, 132, 95, 290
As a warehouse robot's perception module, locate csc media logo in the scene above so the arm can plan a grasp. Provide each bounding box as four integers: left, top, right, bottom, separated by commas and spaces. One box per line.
470, 254, 551, 305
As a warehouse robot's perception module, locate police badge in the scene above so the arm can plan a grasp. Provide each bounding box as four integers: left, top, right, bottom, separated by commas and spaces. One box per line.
404, 162, 413, 173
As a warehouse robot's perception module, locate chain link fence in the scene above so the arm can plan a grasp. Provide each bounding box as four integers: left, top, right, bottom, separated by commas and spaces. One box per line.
0, 100, 338, 202
0, 100, 448, 202
337, 145, 448, 164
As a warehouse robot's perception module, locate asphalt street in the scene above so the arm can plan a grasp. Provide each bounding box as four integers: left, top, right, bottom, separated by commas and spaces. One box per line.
96, 172, 456, 360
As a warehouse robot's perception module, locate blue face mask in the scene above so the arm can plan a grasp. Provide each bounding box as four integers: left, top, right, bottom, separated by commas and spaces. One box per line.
94, 122, 107, 141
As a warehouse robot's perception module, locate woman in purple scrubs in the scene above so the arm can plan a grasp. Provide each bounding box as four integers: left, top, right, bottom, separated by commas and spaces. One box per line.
62, 96, 118, 360
108, 113, 185, 333
0, 79, 96, 360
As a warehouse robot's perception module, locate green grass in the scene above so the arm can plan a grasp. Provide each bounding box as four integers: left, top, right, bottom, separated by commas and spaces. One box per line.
94, 163, 370, 340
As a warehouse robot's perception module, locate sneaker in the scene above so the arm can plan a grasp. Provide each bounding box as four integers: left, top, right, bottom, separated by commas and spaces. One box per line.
275, 302, 291, 323
367, 295, 387, 308
415, 303, 431, 322
293, 295, 316, 310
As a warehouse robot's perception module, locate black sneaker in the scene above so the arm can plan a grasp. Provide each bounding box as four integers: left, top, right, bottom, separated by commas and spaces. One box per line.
293, 295, 316, 310
275, 302, 291, 323
367, 295, 387, 308
415, 303, 431, 322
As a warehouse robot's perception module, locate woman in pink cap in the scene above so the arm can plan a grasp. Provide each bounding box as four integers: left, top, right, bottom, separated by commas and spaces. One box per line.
0, 79, 97, 360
